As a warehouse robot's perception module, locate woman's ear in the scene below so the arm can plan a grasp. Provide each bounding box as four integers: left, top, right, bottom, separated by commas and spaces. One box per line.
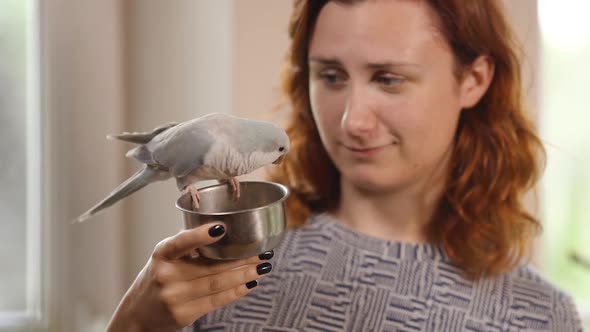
459, 55, 495, 109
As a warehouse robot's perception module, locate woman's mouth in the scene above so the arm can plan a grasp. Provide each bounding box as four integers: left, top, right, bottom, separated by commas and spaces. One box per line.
343, 144, 392, 158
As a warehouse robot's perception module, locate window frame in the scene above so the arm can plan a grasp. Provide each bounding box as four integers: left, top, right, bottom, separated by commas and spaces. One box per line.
0, 0, 45, 330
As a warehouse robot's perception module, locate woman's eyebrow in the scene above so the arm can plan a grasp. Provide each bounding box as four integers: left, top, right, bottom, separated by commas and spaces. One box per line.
366, 61, 421, 70
308, 56, 421, 70
308, 57, 342, 65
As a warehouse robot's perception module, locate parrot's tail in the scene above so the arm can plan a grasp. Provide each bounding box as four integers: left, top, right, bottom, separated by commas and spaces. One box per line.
106, 122, 179, 144
73, 166, 169, 223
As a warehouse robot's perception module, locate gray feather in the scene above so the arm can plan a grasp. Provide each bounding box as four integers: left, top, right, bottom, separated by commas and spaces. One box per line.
73, 166, 168, 223
107, 122, 179, 144
149, 121, 216, 177
126, 145, 156, 164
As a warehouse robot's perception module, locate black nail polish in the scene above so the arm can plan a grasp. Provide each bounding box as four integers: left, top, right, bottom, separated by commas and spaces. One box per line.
246, 280, 258, 289
256, 262, 272, 275
258, 250, 274, 260
208, 224, 225, 237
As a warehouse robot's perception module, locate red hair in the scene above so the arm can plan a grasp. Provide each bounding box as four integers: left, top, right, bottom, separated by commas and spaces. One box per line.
268, 0, 545, 279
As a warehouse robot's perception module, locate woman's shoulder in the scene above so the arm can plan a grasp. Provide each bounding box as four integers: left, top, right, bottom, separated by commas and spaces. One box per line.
509, 264, 576, 304
492, 264, 583, 331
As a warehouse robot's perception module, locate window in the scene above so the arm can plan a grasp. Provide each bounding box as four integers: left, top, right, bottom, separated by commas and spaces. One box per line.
538, 0, 590, 328
0, 0, 42, 330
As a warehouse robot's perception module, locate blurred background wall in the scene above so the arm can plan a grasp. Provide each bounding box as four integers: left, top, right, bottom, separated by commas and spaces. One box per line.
1, 1, 589, 331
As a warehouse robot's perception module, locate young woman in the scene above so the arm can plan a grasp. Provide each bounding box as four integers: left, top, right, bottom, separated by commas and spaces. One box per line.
107, 0, 583, 331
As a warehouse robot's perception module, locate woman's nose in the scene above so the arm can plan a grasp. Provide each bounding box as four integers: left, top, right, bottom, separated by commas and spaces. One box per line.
340, 86, 378, 138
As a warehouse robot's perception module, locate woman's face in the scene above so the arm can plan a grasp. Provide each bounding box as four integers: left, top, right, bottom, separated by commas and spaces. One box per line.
308, 0, 471, 193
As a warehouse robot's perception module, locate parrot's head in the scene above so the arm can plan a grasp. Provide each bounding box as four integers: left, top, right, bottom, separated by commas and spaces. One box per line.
269, 127, 290, 165
244, 121, 290, 169
271, 128, 290, 165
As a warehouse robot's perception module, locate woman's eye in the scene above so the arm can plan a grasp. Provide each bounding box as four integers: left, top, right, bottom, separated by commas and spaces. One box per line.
321, 74, 339, 83
375, 74, 404, 87
318, 70, 346, 86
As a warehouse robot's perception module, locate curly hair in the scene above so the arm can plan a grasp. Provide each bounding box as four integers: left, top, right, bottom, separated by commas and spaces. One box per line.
268, 0, 545, 280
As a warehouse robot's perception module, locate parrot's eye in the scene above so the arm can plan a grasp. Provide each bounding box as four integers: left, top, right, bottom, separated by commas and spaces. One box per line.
279, 146, 285, 152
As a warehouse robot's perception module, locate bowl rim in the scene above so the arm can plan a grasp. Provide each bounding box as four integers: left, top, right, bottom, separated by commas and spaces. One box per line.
175, 180, 290, 216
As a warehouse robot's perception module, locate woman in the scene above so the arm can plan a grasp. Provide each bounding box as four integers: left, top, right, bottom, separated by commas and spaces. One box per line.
107, 0, 583, 331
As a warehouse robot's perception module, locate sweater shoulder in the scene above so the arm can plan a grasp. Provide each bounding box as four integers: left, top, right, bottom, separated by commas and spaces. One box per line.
500, 265, 583, 331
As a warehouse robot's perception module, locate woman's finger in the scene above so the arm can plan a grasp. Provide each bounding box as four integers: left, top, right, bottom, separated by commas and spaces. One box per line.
171, 282, 259, 327
183, 250, 273, 279
161, 262, 272, 304
151, 253, 267, 284
153, 223, 226, 260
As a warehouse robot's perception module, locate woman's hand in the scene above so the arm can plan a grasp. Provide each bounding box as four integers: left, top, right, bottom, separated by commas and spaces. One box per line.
106, 223, 274, 332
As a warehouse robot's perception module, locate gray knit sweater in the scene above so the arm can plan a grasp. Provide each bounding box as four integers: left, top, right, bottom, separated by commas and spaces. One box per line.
193, 213, 583, 331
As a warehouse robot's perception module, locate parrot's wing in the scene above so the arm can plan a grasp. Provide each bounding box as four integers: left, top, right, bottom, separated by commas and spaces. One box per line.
73, 165, 169, 222
107, 122, 179, 144
126, 145, 156, 165
150, 122, 217, 178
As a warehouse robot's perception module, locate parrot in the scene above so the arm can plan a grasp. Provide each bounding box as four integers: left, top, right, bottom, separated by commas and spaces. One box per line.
74, 113, 290, 223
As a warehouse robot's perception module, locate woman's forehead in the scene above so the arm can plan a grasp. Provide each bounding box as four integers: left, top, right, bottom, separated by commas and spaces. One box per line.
309, 0, 449, 65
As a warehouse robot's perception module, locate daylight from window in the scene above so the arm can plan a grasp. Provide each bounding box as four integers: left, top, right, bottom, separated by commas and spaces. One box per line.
538, 0, 590, 327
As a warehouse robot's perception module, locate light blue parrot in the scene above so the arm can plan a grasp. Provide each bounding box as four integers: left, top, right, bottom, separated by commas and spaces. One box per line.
74, 113, 289, 222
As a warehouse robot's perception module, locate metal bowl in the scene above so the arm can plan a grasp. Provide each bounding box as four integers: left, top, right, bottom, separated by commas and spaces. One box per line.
176, 181, 289, 260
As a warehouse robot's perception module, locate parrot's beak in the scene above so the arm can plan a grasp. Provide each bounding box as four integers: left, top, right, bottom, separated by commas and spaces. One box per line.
273, 155, 285, 165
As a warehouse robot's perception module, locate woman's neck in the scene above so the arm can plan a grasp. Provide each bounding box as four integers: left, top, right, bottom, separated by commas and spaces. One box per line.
334, 172, 447, 244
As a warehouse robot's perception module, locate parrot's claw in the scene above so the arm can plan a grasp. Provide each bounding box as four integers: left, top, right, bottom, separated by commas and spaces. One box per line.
182, 185, 201, 210
229, 178, 241, 200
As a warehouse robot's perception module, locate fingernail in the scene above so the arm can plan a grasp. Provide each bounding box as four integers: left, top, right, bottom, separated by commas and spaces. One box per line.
258, 250, 274, 260
246, 280, 258, 289
256, 262, 272, 275
208, 224, 225, 237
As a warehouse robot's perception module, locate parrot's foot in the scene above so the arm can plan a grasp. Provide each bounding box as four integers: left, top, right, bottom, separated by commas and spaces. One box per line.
182, 185, 201, 210
229, 177, 241, 200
